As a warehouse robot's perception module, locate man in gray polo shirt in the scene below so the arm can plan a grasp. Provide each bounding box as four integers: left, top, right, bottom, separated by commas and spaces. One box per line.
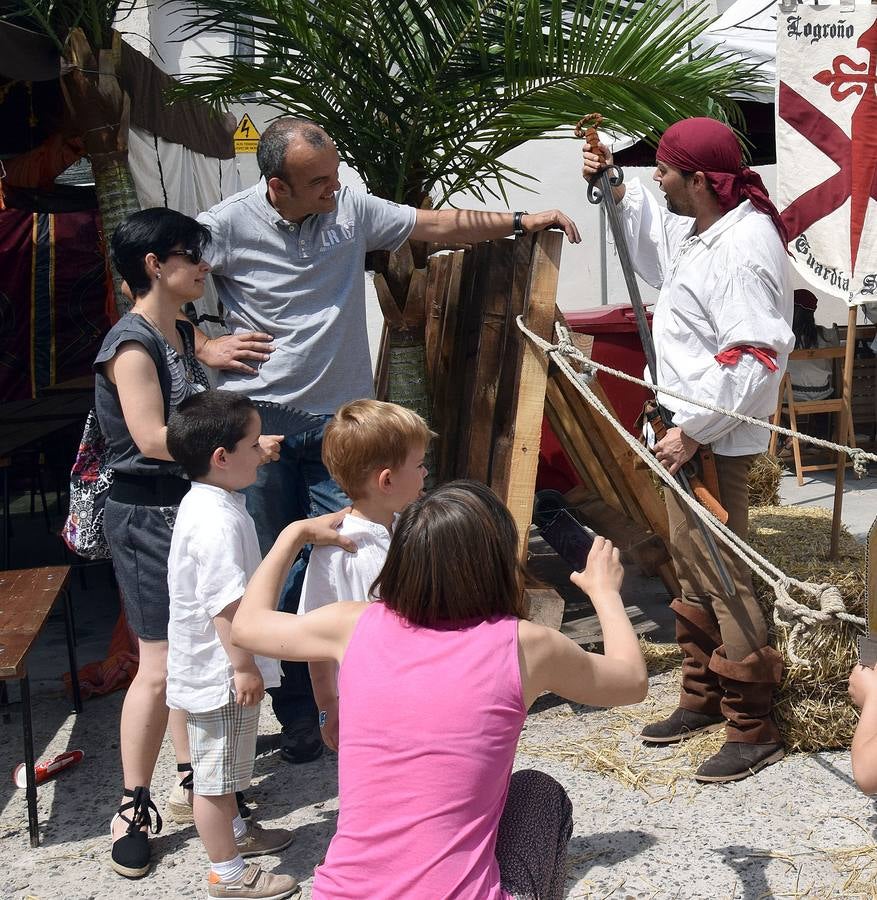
194, 117, 579, 762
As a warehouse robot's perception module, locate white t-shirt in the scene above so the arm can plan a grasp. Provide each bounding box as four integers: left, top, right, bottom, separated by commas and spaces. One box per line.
618, 180, 794, 456
299, 513, 396, 614
166, 482, 281, 714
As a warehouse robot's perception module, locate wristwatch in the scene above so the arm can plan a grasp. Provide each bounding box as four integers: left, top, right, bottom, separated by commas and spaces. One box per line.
513, 210, 529, 236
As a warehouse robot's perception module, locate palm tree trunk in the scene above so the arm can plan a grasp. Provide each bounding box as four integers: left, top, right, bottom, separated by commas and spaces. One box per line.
373, 246, 436, 483
90, 154, 140, 316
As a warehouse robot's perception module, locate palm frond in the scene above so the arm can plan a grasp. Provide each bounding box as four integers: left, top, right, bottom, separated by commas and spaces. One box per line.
172, 0, 768, 204
3, 0, 135, 49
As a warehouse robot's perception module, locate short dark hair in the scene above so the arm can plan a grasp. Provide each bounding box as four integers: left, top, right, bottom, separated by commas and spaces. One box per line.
257, 117, 330, 180
110, 208, 211, 299
166, 390, 258, 479
373, 480, 527, 627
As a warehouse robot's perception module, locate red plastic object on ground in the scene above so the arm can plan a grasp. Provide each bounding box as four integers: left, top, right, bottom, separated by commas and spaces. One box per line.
537, 303, 653, 495
13, 749, 84, 789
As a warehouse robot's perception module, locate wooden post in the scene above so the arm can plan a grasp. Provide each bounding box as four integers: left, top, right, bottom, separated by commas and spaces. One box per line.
831, 304, 859, 558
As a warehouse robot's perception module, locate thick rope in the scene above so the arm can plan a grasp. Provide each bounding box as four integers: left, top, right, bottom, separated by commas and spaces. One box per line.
518, 318, 866, 665
544, 327, 875, 477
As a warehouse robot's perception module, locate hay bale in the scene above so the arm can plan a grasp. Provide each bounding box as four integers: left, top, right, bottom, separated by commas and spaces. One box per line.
639, 637, 682, 675
749, 505, 864, 752
748, 453, 784, 507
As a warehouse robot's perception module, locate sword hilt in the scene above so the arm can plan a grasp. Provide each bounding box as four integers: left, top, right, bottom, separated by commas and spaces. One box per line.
575, 113, 605, 153
587, 166, 624, 205
575, 113, 624, 204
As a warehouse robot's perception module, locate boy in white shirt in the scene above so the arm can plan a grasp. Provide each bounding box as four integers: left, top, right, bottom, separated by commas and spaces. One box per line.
299, 399, 434, 750
165, 390, 297, 900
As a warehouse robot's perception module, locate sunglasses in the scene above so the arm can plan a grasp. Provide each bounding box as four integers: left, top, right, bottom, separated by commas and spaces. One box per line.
166, 248, 204, 264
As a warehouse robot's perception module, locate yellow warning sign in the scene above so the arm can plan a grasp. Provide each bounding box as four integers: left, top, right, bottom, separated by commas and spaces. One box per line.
234, 114, 261, 154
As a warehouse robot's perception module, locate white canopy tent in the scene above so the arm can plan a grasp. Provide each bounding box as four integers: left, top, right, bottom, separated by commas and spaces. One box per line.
699, 0, 779, 101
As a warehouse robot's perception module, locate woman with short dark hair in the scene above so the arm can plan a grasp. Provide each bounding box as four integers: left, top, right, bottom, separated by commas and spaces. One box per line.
233, 480, 649, 899
99, 208, 213, 878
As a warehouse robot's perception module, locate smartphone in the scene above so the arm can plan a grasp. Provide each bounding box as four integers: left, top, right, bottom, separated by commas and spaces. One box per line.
534, 490, 595, 572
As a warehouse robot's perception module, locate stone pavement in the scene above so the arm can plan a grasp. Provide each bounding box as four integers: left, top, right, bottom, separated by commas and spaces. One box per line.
0, 469, 875, 899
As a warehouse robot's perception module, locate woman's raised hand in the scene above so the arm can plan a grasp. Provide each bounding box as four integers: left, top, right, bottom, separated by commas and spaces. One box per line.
569, 536, 623, 599
303, 509, 358, 552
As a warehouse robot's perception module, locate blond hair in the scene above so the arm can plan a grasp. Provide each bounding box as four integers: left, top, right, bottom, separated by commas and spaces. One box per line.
323, 400, 435, 499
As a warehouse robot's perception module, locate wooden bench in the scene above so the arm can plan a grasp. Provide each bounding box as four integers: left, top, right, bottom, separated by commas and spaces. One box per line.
0, 566, 82, 846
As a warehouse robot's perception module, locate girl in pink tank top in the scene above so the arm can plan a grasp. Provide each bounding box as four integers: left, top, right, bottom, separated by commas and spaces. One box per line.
233, 480, 648, 899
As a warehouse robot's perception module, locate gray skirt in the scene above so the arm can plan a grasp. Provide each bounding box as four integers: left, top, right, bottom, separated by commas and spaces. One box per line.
104, 498, 178, 641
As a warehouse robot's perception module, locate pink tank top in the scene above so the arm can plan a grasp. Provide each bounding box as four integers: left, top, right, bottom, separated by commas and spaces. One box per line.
312, 602, 526, 899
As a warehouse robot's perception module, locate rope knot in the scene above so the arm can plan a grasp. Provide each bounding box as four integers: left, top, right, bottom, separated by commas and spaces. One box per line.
555, 324, 576, 358
817, 584, 846, 616
554, 323, 598, 383
850, 448, 869, 478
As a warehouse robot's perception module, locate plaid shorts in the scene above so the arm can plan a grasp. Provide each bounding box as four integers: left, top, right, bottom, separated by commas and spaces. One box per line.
186, 696, 261, 796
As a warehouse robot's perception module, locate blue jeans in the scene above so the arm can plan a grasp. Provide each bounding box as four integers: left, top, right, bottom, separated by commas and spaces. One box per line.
244, 403, 350, 728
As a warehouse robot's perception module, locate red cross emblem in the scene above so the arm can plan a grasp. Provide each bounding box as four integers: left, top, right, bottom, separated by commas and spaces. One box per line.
779, 18, 877, 274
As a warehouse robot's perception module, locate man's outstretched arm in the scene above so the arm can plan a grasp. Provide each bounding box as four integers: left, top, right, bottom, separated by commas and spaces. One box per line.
411, 208, 580, 244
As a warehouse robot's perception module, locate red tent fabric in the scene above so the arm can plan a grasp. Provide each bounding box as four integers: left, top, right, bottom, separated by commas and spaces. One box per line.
0, 204, 112, 401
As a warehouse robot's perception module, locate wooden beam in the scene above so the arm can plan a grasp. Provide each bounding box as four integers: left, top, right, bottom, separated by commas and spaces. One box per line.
466, 240, 516, 483
524, 587, 565, 631
424, 253, 449, 387
431, 250, 468, 481
489, 235, 537, 496
492, 231, 563, 562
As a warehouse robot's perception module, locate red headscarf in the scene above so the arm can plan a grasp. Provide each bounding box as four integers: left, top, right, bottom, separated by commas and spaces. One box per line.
656, 117, 788, 246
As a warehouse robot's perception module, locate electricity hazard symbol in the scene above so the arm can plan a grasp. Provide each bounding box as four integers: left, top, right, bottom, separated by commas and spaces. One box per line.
233, 114, 261, 153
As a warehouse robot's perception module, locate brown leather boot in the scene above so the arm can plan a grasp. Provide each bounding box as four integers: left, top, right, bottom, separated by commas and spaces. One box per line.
695, 645, 784, 783
641, 599, 725, 744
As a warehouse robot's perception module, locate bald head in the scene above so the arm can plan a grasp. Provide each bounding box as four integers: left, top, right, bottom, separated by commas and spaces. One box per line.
257, 117, 331, 181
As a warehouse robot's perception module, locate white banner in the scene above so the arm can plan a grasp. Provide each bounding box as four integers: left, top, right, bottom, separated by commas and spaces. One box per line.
776, 3, 877, 306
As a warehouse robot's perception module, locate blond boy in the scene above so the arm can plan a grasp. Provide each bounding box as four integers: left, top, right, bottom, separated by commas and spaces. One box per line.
298, 399, 434, 749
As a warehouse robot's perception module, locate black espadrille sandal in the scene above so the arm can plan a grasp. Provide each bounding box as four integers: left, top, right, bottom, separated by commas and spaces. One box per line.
110, 786, 163, 878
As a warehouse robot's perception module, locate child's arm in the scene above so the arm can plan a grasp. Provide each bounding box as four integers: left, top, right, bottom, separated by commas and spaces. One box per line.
310, 661, 340, 751
214, 600, 264, 706
518, 537, 648, 710
849, 664, 877, 794
232, 511, 358, 662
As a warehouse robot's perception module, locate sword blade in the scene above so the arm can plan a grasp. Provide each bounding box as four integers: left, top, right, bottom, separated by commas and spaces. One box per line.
598, 169, 658, 383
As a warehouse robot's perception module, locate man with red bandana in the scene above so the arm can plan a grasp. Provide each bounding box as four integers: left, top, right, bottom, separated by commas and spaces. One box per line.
583, 117, 794, 782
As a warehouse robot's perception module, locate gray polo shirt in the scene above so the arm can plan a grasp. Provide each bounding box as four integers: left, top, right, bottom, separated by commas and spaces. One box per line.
198, 183, 416, 413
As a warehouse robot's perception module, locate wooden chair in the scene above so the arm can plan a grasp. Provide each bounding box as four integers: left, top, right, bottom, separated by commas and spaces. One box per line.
768, 346, 856, 485
0, 566, 82, 846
